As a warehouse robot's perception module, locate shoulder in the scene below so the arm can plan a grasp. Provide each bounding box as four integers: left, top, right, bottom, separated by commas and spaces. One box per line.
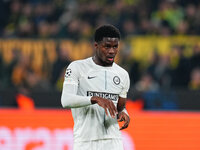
113, 63, 129, 77
68, 57, 91, 68
65, 57, 91, 78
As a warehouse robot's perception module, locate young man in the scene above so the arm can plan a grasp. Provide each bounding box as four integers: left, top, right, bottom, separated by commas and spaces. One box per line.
61, 24, 130, 150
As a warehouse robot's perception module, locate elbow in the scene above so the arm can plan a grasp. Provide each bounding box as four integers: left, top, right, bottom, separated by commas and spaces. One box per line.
61, 99, 70, 108
61, 94, 71, 108
61, 98, 66, 108
61, 99, 66, 108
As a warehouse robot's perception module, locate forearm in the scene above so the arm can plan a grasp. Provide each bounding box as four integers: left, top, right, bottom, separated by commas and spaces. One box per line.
61, 93, 92, 108
117, 97, 126, 113
61, 83, 92, 108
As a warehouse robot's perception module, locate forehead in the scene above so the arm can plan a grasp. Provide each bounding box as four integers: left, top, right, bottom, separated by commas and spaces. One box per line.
101, 37, 119, 43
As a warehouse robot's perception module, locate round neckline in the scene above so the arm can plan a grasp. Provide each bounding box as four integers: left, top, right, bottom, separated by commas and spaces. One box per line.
90, 57, 114, 69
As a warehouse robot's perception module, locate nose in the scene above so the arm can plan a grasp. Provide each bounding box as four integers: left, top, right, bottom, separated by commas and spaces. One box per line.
108, 47, 115, 54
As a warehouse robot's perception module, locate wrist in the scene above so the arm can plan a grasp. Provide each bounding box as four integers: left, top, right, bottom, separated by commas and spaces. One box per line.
91, 96, 98, 104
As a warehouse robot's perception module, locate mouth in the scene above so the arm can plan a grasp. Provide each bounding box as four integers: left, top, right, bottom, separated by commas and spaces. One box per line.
107, 56, 114, 62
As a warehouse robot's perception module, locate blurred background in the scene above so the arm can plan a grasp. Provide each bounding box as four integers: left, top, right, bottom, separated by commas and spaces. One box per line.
0, 0, 200, 150
0, 0, 200, 110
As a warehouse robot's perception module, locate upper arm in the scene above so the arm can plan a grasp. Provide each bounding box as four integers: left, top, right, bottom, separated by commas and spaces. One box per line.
63, 61, 79, 87
61, 61, 80, 100
118, 72, 130, 112
61, 61, 92, 108
119, 72, 130, 98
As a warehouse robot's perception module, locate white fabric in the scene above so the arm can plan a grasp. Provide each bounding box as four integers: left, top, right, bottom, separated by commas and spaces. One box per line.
61, 83, 92, 108
61, 57, 130, 142
73, 139, 124, 150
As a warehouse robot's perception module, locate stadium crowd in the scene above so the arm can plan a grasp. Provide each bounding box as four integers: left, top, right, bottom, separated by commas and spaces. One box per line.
0, 0, 200, 109
1, 0, 200, 39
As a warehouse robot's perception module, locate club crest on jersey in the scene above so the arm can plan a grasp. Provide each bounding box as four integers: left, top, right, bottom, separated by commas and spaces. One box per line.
113, 76, 120, 85
65, 69, 72, 78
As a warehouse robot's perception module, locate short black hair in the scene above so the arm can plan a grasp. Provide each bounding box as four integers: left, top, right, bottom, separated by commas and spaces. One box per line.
94, 24, 121, 42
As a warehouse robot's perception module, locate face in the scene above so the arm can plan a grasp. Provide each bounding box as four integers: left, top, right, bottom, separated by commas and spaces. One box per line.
94, 37, 119, 66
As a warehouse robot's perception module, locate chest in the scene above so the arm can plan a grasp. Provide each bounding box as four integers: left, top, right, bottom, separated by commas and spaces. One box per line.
78, 69, 123, 94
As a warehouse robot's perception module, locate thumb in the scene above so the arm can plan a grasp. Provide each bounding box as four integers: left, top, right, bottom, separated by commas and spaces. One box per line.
117, 114, 123, 122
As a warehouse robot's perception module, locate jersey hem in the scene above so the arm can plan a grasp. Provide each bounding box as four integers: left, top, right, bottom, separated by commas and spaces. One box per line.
74, 137, 122, 143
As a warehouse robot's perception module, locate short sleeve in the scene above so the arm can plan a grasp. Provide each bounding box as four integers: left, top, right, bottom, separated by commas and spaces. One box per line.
64, 61, 79, 86
119, 72, 130, 98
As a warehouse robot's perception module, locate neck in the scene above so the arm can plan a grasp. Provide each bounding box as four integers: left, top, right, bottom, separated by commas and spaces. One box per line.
92, 56, 113, 67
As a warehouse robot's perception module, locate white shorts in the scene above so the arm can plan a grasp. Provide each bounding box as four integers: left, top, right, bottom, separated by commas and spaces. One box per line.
73, 139, 124, 150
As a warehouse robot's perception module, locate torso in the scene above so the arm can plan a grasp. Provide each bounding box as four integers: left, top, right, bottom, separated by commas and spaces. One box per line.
69, 57, 129, 142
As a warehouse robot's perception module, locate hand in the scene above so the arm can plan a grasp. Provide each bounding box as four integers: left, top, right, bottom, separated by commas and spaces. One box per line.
91, 96, 117, 118
117, 111, 130, 130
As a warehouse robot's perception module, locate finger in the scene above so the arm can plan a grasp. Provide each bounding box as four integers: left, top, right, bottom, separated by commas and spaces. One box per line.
113, 102, 117, 114
117, 115, 123, 122
108, 102, 117, 118
109, 100, 117, 113
104, 107, 108, 116
123, 120, 129, 128
108, 106, 115, 118
120, 122, 129, 130
120, 125, 127, 130
117, 115, 122, 122
109, 101, 116, 111
112, 102, 118, 115
122, 118, 130, 129
120, 116, 130, 130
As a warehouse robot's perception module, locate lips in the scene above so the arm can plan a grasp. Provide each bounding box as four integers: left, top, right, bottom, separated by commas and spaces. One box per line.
106, 56, 114, 62
107, 57, 114, 61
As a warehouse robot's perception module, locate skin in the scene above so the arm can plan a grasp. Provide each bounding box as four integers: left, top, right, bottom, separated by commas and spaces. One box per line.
93, 37, 119, 66
90, 37, 130, 130
118, 111, 130, 130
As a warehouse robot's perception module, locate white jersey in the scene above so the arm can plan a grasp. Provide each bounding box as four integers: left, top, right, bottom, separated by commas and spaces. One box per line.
63, 57, 130, 142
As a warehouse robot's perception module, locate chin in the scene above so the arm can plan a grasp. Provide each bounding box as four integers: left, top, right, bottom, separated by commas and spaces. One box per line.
100, 58, 114, 66
105, 61, 113, 66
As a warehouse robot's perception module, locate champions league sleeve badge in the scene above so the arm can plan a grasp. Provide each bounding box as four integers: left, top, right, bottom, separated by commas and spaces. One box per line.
65, 69, 72, 78
113, 76, 120, 85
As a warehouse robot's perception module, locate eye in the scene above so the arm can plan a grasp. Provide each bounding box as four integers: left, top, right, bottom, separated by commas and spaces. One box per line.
113, 45, 118, 49
104, 44, 111, 49
103, 44, 118, 49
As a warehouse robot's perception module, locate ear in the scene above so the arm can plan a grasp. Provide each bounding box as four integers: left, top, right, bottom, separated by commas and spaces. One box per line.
94, 42, 98, 49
